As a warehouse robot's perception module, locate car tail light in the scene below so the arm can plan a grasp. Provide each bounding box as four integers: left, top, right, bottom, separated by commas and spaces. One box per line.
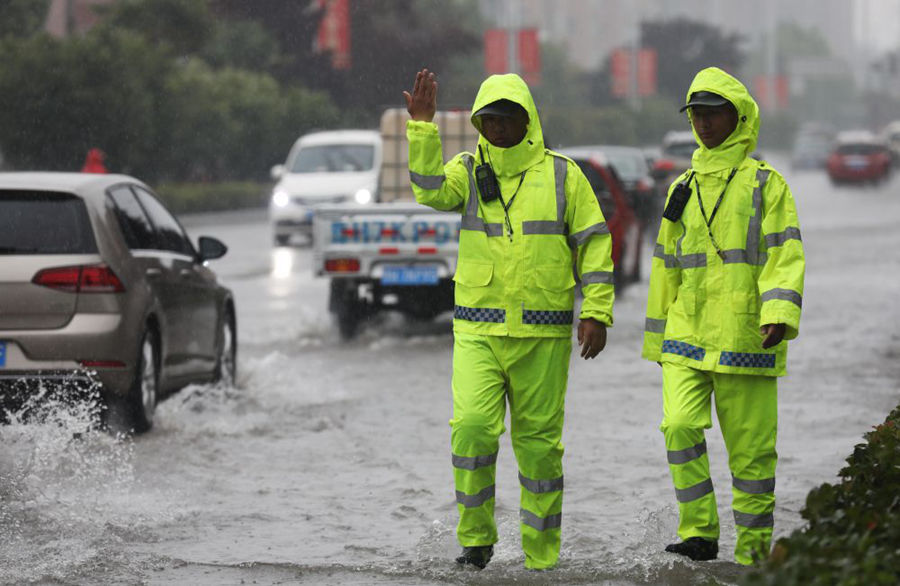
79, 360, 126, 368
324, 258, 360, 272
32, 264, 125, 293
378, 247, 399, 255
653, 159, 675, 172
417, 246, 438, 254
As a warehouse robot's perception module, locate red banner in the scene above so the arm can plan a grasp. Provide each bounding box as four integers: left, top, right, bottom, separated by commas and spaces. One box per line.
610, 48, 657, 98
484, 29, 508, 74
518, 28, 541, 85
753, 75, 789, 110
317, 0, 351, 70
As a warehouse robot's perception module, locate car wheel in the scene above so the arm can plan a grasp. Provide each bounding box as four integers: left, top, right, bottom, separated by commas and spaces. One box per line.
330, 280, 364, 340
107, 329, 158, 434
214, 311, 237, 386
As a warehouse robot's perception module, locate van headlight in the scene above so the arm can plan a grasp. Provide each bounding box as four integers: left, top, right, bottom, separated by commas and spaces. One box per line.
272, 190, 290, 207
354, 188, 372, 204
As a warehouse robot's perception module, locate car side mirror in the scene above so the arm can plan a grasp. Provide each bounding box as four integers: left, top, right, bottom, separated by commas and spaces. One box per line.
270, 164, 285, 180
198, 236, 228, 262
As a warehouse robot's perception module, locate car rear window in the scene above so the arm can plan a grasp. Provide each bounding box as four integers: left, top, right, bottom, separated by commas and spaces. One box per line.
573, 160, 616, 217
290, 144, 375, 173
0, 190, 97, 254
836, 143, 884, 155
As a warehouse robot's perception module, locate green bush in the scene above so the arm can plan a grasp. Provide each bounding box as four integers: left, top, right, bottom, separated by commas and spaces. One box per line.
743, 405, 900, 586
154, 181, 271, 214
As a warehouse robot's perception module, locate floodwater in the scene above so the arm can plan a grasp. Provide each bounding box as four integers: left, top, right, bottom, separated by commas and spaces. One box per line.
2, 160, 898, 585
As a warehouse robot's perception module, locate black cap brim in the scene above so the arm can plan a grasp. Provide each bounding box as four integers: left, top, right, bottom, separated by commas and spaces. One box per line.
473, 99, 524, 118
679, 91, 730, 113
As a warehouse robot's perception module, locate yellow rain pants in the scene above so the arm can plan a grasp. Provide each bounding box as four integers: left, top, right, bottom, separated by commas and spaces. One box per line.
661, 362, 777, 565
451, 332, 571, 570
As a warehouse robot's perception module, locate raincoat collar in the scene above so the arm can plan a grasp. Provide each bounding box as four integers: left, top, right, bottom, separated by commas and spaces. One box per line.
685, 67, 760, 174
470, 74, 545, 177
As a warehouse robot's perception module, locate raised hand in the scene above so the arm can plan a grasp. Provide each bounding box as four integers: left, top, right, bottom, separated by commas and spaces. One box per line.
403, 69, 437, 122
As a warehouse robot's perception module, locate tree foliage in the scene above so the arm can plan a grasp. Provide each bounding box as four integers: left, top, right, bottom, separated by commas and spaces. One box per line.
0, 0, 52, 39
640, 18, 746, 104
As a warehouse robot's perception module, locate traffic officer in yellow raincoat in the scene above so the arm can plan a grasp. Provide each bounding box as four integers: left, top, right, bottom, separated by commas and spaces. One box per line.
643, 67, 805, 565
404, 69, 615, 570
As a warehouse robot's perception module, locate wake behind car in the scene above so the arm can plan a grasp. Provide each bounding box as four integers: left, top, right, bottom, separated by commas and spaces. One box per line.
269, 130, 382, 246
0, 173, 236, 433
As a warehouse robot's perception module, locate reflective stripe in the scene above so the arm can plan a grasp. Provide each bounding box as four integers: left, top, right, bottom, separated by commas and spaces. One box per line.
734, 510, 774, 528
452, 451, 498, 470
719, 351, 776, 368
582, 271, 614, 285
745, 169, 770, 266
732, 476, 776, 494
409, 171, 445, 190
553, 156, 568, 224
765, 227, 801, 248
662, 339, 705, 361
456, 485, 495, 508
654, 243, 678, 268
461, 215, 503, 237
719, 249, 767, 265
522, 220, 566, 235
522, 309, 573, 325
675, 478, 714, 503
568, 222, 610, 247
760, 288, 802, 308
520, 508, 562, 531
677, 253, 707, 268
667, 440, 707, 465
463, 155, 478, 218
645, 317, 666, 334
518, 472, 564, 494
454, 305, 506, 323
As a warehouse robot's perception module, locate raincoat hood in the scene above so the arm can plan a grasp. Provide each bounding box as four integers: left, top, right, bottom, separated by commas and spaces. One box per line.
685, 67, 760, 172
470, 74, 544, 176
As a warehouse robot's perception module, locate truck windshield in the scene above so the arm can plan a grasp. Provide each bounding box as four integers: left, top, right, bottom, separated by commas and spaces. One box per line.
291, 144, 375, 173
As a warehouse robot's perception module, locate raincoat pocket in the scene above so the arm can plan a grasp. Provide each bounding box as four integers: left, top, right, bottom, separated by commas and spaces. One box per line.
677, 289, 697, 315
533, 265, 576, 292
453, 261, 493, 287
731, 290, 759, 314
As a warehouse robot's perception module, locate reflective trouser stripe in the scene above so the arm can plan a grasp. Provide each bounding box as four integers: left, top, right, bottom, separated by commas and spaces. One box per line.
456, 485, 495, 508
734, 510, 774, 528
451, 333, 570, 570
733, 475, 775, 494
661, 363, 778, 565
667, 440, 707, 464
520, 509, 562, 531
675, 478, 714, 503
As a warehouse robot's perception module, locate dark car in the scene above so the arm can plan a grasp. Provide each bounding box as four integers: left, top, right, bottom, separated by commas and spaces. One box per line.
559, 149, 643, 289
0, 173, 236, 433
826, 131, 892, 185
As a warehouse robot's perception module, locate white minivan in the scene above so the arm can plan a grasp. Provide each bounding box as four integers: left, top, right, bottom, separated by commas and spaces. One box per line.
269, 130, 382, 246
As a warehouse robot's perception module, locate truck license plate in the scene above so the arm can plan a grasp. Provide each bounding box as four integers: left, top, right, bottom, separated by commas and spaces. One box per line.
381, 266, 439, 286
0, 341, 6, 367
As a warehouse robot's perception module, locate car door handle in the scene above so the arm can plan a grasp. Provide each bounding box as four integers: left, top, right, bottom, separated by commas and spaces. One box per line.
145, 268, 162, 278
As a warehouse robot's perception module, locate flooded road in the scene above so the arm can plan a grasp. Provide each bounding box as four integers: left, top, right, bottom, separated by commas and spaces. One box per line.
2, 161, 899, 585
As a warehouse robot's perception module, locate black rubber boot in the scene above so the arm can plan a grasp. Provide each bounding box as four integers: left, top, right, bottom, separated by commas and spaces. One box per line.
455, 545, 494, 569
665, 537, 718, 561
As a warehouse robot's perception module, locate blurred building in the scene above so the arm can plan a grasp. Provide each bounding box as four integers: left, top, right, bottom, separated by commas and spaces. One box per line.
44, 0, 115, 37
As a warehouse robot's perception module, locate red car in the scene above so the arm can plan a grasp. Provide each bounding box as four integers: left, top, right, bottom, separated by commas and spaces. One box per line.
560, 148, 643, 290
827, 131, 892, 185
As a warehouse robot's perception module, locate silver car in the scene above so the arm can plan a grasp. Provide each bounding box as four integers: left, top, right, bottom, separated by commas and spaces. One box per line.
0, 173, 236, 433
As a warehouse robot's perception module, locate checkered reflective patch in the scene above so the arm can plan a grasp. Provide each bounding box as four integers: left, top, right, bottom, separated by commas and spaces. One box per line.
522, 309, 573, 325
661, 340, 706, 361
719, 351, 776, 368
454, 305, 506, 323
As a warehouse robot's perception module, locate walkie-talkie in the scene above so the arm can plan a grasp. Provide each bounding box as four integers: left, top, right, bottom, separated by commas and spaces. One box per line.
662, 171, 695, 222
475, 144, 501, 203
